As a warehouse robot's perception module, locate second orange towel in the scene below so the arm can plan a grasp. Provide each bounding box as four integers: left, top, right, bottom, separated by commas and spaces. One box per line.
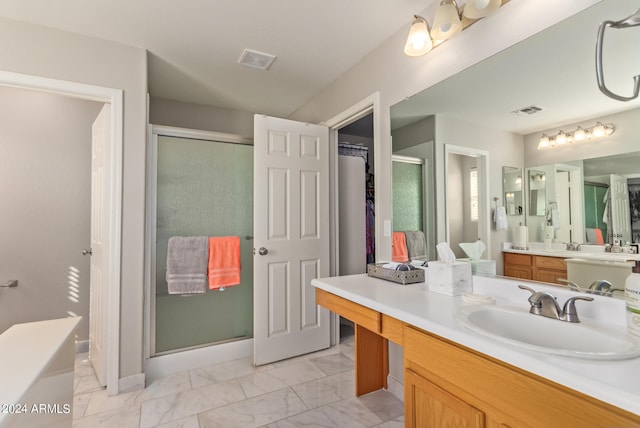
208, 236, 241, 290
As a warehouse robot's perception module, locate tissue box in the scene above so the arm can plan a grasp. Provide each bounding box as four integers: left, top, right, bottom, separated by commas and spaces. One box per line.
458, 258, 496, 276
428, 261, 472, 296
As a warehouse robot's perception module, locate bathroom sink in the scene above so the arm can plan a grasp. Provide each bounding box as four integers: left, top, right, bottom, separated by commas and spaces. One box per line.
457, 304, 640, 360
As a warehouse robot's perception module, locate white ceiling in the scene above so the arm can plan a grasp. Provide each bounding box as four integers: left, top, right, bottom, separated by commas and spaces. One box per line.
0, 0, 431, 117
390, 0, 640, 135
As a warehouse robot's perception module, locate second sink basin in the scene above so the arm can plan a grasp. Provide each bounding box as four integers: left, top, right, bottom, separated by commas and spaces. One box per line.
457, 304, 640, 360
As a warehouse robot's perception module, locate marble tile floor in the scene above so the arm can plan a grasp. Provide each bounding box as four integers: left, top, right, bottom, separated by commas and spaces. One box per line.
72, 335, 404, 428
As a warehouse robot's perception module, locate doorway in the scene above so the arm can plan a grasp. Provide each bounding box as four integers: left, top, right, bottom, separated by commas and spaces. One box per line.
444, 145, 490, 259
0, 70, 123, 395
323, 93, 381, 346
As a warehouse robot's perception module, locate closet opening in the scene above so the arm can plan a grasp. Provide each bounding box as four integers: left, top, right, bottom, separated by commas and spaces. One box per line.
336, 113, 375, 342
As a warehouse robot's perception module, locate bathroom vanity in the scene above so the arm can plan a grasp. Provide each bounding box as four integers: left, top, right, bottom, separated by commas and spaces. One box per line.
0, 317, 80, 428
312, 274, 640, 427
503, 244, 640, 288
503, 252, 567, 284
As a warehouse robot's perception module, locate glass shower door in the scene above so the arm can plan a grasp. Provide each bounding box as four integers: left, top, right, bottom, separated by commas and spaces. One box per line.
154, 135, 253, 354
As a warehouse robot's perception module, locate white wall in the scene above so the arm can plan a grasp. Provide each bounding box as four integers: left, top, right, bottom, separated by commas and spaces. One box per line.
0, 17, 147, 380
436, 115, 524, 273
523, 108, 640, 166
0, 86, 103, 341
291, 0, 599, 263
149, 96, 254, 139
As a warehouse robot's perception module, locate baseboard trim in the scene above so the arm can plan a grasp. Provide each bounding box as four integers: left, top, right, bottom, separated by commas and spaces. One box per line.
144, 338, 253, 384
118, 373, 145, 394
75, 339, 89, 354
387, 374, 404, 402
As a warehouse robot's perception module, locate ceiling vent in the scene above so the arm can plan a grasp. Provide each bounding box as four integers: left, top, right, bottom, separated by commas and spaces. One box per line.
511, 105, 543, 116
238, 49, 276, 71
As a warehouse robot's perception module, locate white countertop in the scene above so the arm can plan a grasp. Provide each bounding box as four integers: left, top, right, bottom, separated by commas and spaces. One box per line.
503, 243, 640, 262
311, 273, 640, 416
0, 317, 81, 419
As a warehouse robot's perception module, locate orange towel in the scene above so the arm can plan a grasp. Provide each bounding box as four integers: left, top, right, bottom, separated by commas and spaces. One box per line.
594, 228, 605, 245
392, 232, 409, 263
208, 236, 241, 290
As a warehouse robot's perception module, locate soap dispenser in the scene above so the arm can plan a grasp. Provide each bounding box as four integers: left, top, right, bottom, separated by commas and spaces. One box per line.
625, 260, 640, 337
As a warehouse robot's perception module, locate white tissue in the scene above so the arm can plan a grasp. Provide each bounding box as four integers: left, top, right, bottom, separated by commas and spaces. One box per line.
458, 241, 486, 260
436, 242, 456, 264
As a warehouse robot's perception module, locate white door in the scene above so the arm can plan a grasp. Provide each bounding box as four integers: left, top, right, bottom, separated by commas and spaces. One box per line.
555, 171, 571, 243
89, 104, 110, 386
253, 115, 330, 365
610, 174, 631, 244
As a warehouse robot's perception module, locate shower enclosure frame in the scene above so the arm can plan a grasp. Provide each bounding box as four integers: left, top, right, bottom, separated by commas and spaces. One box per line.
144, 125, 253, 360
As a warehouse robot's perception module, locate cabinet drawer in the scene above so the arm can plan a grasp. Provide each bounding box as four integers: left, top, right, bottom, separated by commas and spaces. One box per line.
534, 255, 566, 270
316, 288, 380, 333
503, 252, 532, 266
381, 314, 403, 345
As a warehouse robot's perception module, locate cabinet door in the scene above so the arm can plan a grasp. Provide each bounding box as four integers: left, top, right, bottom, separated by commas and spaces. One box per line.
504, 265, 532, 280
405, 369, 485, 428
534, 269, 566, 284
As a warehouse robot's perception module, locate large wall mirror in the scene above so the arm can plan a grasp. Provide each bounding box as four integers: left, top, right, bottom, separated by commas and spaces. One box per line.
503, 167, 522, 216
388, 0, 640, 292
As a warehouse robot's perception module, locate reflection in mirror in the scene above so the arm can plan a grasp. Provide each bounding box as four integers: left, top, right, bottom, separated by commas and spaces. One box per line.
528, 170, 546, 217
584, 153, 640, 245
530, 152, 640, 246
502, 166, 522, 216
388, 0, 640, 294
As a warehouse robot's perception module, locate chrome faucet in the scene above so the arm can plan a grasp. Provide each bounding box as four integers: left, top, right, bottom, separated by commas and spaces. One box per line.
565, 242, 581, 251
557, 278, 581, 289
518, 285, 594, 323
587, 279, 624, 296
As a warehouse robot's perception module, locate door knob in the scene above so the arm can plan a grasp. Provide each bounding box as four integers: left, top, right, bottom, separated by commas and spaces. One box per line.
82, 248, 93, 256
258, 247, 268, 256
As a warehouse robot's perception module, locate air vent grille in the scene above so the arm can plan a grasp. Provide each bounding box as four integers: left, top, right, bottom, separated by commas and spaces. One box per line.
511, 105, 543, 116
238, 49, 276, 70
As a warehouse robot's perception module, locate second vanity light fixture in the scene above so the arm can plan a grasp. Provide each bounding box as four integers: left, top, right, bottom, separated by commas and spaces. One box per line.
537, 122, 615, 150
404, 0, 504, 57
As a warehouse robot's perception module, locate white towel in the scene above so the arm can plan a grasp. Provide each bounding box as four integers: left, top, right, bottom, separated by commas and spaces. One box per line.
166, 236, 209, 294
494, 206, 508, 231
550, 209, 560, 230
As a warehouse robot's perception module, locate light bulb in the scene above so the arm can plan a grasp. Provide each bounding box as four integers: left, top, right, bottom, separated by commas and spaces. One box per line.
463, 0, 502, 19
538, 134, 549, 149
404, 16, 433, 56
592, 122, 605, 138
430, 0, 462, 41
573, 126, 586, 142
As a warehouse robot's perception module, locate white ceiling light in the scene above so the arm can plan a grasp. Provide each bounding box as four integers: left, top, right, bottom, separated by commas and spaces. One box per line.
463, 0, 503, 19
430, 0, 462, 41
404, 15, 433, 56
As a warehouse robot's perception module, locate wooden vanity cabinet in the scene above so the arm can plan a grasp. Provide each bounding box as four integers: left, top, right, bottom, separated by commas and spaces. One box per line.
316, 287, 640, 427
503, 252, 567, 284
503, 252, 532, 279
404, 325, 640, 428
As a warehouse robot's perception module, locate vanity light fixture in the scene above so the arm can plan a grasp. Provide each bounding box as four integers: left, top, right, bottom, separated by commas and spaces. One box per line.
404, 15, 433, 56
431, 0, 462, 41
537, 122, 615, 150
463, 0, 503, 19
403, 0, 506, 57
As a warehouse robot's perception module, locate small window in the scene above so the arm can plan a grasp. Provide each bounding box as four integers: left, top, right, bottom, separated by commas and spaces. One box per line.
470, 168, 478, 222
